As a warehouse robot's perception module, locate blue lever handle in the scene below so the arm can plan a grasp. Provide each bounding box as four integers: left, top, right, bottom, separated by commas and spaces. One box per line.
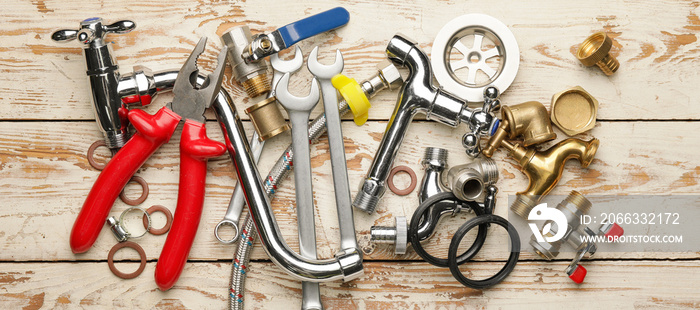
277, 7, 350, 48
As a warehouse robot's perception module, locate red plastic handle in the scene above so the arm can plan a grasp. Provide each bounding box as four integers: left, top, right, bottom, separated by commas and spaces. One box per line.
568, 264, 587, 284
155, 120, 226, 291
70, 108, 181, 254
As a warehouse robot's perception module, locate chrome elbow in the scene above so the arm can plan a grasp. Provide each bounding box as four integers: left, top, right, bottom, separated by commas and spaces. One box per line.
419, 147, 449, 203
211, 90, 363, 283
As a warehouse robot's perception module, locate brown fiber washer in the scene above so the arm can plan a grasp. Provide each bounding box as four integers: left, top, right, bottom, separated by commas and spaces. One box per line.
107, 241, 147, 279
387, 165, 417, 196
142, 205, 173, 235
87, 140, 109, 170
119, 176, 149, 206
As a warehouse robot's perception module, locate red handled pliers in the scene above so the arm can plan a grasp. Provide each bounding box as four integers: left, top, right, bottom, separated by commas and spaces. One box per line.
70, 37, 228, 291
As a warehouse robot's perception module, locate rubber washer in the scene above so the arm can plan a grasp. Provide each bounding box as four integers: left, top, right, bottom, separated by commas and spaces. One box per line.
142, 205, 173, 235
119, 176, 149, 206
409, 192, 487, 268
107, 241, 147, 279
387, 165, 417, 196
447, 214, 520, 289
87, 140, 109, 170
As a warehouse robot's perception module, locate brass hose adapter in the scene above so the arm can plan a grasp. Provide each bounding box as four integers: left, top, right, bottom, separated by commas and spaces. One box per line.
504, 138, 599, 218
576, 32, 619, 76
482, 101, 556, 157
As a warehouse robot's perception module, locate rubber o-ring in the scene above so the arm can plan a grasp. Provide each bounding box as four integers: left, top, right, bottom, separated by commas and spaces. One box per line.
387, 165, 417, 196
87, 140, 109, 170
409, 192, 487, 268
143, 205, 173, 235
447, 214, 520, 289
107, 241, 147, 279
119, 176, 149, 206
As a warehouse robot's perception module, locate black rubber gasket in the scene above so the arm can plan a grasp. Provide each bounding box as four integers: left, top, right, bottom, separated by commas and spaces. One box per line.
447, 214, 520, 289
408, 192, 487, 268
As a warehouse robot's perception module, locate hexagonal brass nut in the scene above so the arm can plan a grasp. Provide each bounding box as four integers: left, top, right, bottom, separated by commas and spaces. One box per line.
550, 86, 598, 136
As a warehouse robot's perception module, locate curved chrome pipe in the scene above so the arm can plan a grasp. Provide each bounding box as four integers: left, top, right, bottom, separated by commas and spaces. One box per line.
353, 34, 499, 215
121, 70, 364, 282
212, 91, 363, 283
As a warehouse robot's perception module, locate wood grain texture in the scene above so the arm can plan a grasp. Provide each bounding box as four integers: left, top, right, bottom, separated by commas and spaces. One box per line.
1, 261, 699, 309
1, 0, 699, 308
0, 121, 698, 261
1, 0, 700, 121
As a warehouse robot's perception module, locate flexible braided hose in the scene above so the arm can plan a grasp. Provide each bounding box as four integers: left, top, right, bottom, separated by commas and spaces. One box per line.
230, 102, 351, 310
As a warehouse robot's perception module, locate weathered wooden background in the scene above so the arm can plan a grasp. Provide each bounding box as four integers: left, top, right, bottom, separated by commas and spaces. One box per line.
1, 0, 699, 309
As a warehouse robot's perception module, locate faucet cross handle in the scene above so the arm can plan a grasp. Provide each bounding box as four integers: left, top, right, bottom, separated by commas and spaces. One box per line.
52, 18, 135, 45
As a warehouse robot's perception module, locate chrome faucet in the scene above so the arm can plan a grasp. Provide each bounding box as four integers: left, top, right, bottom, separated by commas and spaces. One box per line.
52, 18, 174, 150
353, 34, 500, 214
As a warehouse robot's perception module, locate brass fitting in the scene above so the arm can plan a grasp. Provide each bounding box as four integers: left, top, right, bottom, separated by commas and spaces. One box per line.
503, 138, 599, 218
576, 32, 619, 76
221, 26, 271, 97
482, 101, 556, 157
245, 97, 290, 141
551, 86, 598, 136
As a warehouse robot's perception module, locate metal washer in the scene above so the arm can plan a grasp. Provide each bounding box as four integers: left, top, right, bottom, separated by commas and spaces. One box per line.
431, 14, 519, 102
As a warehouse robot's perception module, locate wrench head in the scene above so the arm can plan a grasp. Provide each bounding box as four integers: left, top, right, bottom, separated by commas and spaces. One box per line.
274, 72, 320, 112
307, 46, 344, 79
270, 46, 304, 74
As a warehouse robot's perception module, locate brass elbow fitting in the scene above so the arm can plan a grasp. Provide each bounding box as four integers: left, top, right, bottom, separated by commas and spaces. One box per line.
503, 138, 599, 218
576, 32, 619, 76
482, 101, 556, 157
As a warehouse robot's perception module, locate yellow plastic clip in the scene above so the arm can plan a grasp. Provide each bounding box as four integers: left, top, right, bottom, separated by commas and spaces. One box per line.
332, 74, 371, 126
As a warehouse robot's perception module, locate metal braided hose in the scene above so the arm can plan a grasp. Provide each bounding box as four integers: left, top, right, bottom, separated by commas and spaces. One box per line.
229, 101, 352, 310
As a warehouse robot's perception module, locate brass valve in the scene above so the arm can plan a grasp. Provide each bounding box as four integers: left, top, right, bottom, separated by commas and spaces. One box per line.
482, 101, 556, 157
504, 138, 599, 219
576, 32, 619, 76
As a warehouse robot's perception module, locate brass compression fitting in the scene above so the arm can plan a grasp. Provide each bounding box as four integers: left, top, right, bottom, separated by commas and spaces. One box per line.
504, 138, 599, 218
222, 26, 270, 97
222, 26, 288, 141
576, 32, 619, 76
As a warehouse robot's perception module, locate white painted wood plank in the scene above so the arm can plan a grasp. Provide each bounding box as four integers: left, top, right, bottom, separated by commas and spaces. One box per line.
0, 0, 699, 120
0, 120, 697, 261
0, 261, 698, 309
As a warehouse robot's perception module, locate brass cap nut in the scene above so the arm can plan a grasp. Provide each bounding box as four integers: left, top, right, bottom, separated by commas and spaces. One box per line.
550, 86, 598, 136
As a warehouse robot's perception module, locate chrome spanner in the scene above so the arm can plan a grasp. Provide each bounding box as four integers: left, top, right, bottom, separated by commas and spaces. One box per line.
307, 47, 358, 252
275, 72, 323, 310
215, 47, 303, 244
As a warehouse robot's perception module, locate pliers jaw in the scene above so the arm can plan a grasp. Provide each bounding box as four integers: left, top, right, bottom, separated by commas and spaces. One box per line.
170, 37, 228, 123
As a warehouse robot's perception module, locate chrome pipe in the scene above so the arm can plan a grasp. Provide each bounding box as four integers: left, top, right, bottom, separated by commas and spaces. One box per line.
353, 34, 500, 215
211, 90, 363, 283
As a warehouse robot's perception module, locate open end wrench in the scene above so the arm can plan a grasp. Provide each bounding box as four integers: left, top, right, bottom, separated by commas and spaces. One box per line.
275, 72, 324, 310
307, 47, 358, 252
215, 47, 303, 244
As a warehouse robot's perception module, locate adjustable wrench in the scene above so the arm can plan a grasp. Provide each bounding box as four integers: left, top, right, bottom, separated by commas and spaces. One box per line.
215, 47, 303, 244
307, 47, 358, 252
275, 72, 323, 310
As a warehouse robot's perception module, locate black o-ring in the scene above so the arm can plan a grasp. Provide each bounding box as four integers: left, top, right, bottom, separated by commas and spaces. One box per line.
409, 192, 487, 268
447, 214, 520, 289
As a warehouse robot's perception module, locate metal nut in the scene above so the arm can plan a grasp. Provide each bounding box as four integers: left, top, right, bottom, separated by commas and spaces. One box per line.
576, 32, 619, 76
377, 59, 403, 90
550, 86, 598, 136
